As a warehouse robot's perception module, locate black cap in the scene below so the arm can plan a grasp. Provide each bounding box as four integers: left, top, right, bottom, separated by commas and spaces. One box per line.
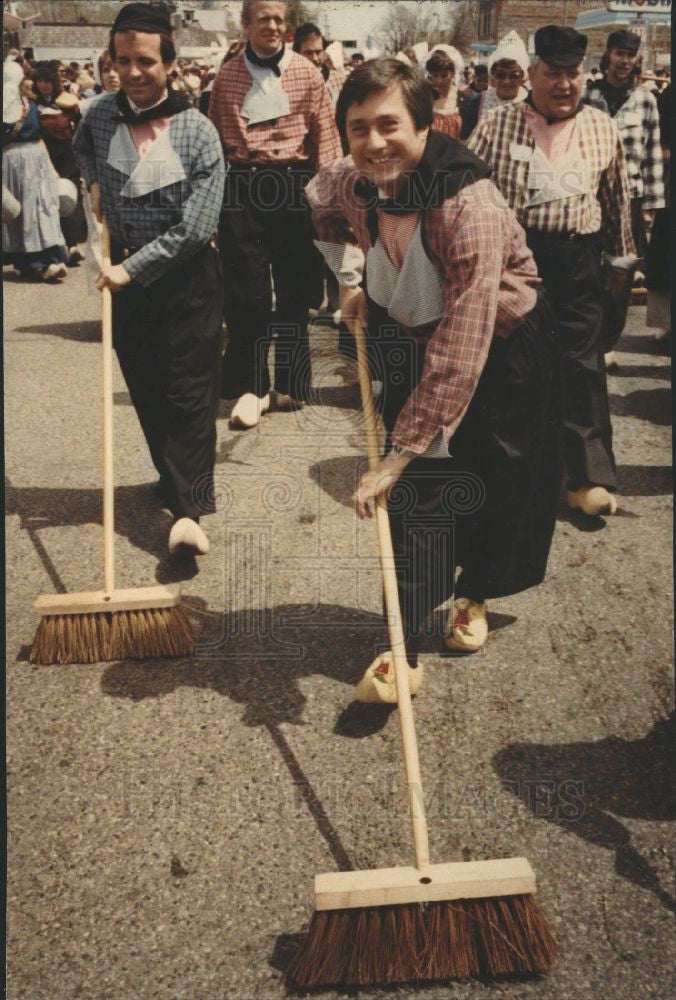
534, 25, 587, 68
607, 30, 641, 54
112, 3, 173, 36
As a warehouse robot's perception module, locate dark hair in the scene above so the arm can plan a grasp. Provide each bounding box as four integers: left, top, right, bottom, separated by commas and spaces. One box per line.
109, 28, 176, 64
336, 57, 434, 146
600, 51, 610, 74
293, 22, 323, 53
98, 49, 114, 76
32, 60, 62, 100
474, 64, 488, 75
351, 52, 364, 61
425, 52, 455, 75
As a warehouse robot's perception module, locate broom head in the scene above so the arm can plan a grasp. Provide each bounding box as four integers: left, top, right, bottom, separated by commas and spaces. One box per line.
289, 857, 559, 987
30, 583, 195, 664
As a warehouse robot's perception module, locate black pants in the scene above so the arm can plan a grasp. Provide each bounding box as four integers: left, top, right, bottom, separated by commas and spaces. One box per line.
602, 198, 647, 352
111, 243, 224, 520
368, 289, 562, 656
526, 230, 616, 492
218, 165, 316, 401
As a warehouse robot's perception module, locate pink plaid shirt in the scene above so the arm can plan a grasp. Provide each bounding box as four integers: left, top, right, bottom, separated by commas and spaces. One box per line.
306, 158, 541, 454
208, 50, 341, 168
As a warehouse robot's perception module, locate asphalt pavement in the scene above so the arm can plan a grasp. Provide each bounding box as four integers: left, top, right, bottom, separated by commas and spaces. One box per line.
4, 259, 674, 1000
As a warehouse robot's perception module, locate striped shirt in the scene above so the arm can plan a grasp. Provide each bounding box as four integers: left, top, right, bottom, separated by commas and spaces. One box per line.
208, 49, 341, 168
306, 157, 540, 454
467, 102, 635, 258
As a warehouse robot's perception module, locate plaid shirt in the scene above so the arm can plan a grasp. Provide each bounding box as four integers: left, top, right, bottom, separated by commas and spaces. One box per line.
208, 50, 341, 168
585, 82, 665, 210
468, 103, 635, 258
73, 93, 225, 286
306, 158, 540, 454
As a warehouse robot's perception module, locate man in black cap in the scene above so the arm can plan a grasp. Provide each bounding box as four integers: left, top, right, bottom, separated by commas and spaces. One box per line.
585, 29, 664, 368
469, 25, 635, 519
73, 3, 226, 557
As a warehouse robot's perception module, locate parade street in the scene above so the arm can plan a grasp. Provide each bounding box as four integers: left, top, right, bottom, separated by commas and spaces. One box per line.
4, 260, 674, 1000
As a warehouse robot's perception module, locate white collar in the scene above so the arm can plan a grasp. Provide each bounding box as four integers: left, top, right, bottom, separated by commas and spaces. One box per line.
126, 87, 169, 116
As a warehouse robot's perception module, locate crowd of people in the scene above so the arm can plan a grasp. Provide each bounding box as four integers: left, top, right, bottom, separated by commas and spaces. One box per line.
2, 1, 670, 699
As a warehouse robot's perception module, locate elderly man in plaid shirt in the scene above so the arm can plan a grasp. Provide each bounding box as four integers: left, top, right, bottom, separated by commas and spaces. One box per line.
209, 0, 342, 429
73, 3, 226, 557
584, 29, 665, 367
469, 25, 635, 521
306, 59, 562, 699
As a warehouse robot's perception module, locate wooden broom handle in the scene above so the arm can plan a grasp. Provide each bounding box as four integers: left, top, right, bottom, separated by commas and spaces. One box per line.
353, 318, 431, 872
101, 220, 115, 597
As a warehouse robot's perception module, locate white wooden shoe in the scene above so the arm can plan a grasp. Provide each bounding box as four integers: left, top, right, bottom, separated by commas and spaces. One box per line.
168, 518, 210, 556
355, 651, 423, 704
229, 393, 270, 429
567, 484, 618, 517
444, 598, 488, 652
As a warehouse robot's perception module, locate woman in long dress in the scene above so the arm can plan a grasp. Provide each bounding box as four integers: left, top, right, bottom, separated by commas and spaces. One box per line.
3, 61, 68, 282
32, 60, 88, 265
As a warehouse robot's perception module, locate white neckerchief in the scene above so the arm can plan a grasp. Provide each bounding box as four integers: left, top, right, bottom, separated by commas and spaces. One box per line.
241, 45, 293, 125
367, 221, 444, 330
525, 122, 590, 208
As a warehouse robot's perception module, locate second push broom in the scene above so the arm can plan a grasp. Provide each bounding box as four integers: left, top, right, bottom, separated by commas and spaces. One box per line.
30, 220, 195, 664
289, 319, 558, 987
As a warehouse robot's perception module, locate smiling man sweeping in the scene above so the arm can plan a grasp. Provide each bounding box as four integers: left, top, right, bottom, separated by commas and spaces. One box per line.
294, 62, 562, 984
305, 58, 562, 695
73, 3, 225, 558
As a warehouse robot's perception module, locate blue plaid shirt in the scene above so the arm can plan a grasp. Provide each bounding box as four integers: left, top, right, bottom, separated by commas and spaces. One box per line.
585, 82, 665, 211
73, 92, 225, 286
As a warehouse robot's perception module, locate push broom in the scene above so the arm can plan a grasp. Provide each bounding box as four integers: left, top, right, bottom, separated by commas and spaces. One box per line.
289, 319, 558, 987
29, 220, 195, 665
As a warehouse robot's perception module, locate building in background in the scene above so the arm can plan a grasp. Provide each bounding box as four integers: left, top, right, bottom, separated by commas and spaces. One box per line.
3, 0, 230, 64
476, 1, 671, 69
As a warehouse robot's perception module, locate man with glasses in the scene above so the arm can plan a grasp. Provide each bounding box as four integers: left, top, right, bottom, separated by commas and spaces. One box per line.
460, 31, 529, 139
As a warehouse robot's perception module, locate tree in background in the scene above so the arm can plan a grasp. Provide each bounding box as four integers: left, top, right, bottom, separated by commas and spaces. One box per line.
284, 0, 310, 34
378, 0, 479, 56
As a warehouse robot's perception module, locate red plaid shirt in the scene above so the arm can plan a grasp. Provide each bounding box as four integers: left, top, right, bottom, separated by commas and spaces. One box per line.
306, 159, 540, 454
208, 50, 341, 168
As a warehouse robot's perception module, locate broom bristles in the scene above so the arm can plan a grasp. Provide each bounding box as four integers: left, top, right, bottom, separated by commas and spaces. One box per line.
289, 893, 558, 988
29, 605, 195, 664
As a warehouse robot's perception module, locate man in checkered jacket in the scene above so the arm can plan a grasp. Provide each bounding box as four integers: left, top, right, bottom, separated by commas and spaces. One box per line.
306, 58, 562, 696
208, 0, 342, 429
584, 29, 665, 365
73, 3, 226, 557
469, 25, 636, 521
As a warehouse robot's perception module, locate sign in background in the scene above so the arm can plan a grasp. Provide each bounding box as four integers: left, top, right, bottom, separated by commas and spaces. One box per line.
607, 0, 671, 12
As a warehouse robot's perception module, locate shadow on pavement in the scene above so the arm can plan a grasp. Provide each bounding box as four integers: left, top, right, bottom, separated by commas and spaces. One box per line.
13, 320, 100, 342
6, 477, 174, 572
493, 713, 676, 914
309, 455, 367, 509
101, 602, 395, 874
609, 388, 671, 425
617, 464, 673, 497
100, 602, 386, 724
